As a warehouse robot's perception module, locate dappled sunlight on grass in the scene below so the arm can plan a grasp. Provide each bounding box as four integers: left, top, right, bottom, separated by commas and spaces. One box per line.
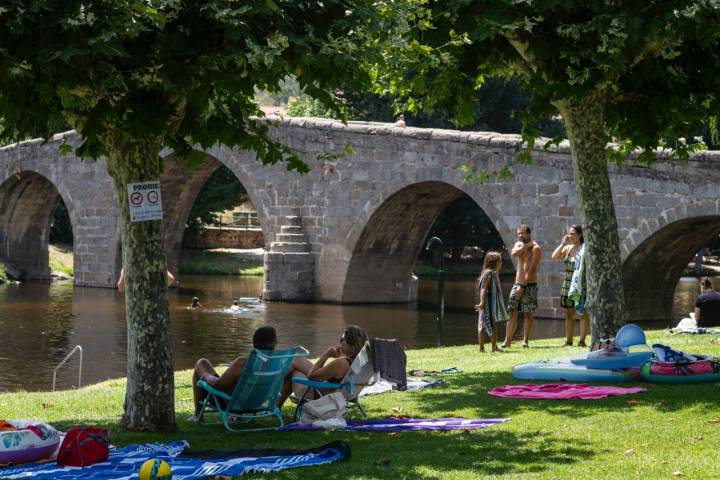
2, 330, 720, 478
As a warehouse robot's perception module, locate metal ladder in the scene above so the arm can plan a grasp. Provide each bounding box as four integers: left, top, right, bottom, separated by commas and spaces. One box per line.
52, 345, 83, 392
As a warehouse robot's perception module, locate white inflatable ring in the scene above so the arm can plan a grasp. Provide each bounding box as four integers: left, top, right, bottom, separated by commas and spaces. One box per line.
0, 420, 60, 465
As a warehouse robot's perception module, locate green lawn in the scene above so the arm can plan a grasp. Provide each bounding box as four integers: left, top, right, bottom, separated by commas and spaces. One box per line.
48, 244, 74, 277
2, 331, 720, 479
179, 249, 264, 276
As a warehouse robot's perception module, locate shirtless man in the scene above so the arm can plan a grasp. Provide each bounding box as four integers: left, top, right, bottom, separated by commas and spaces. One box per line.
503, 224, 542, 348
188, 325, 277, 422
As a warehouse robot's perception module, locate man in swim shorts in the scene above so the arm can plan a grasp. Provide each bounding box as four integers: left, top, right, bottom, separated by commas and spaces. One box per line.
188, 325, 277, 422
503, 224, 542, 348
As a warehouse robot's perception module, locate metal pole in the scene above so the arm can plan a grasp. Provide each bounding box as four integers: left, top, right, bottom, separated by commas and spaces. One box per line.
427, 237, 445, 347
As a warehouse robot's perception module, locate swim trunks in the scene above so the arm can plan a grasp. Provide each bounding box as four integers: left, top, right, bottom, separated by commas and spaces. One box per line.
507, 282, 538, 314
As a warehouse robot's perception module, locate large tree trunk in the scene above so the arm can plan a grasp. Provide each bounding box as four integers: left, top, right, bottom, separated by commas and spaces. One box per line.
554, 94, 625, 342
106, 136, 176, 432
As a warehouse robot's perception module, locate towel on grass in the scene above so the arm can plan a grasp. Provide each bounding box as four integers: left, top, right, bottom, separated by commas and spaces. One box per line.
408, 367, 462, 377
489, 383, 647, 400
280, 417, 508, 432
0, 440, 349, 479
359, 378, 446, 397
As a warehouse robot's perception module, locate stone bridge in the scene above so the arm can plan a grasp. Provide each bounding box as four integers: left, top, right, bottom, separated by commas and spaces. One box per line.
1, 118, 719, 322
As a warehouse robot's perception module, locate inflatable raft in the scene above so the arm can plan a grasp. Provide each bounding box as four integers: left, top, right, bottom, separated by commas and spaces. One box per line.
571, 345, 652, 370
512, 358, 635, 383
0, 420, 60, 465
640, 355, 720, 384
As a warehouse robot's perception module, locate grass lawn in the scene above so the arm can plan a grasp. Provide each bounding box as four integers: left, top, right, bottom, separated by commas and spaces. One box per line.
179, 249, 264, 276
49, 244, 74, 277
2, 331, 720, 479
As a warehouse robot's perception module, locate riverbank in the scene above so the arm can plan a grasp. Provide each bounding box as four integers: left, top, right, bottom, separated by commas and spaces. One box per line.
179, 248, 264, 275
2, 331, 719, 479
49, 244, 74, 277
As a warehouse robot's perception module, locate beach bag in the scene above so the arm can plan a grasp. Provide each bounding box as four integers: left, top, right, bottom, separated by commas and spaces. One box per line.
57, 427, 110, 467
299, 392, 347, 425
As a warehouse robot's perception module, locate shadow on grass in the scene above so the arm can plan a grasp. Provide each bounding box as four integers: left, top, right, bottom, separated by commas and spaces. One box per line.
43, 416, 600, 479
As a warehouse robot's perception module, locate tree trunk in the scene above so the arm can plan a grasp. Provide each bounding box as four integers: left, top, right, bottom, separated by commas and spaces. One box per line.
554, 94, 625, 342
106, 135, 176, 432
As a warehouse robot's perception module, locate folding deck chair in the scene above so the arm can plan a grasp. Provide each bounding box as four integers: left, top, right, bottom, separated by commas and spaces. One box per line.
291, 341, 376, 421
196, 346, 308, 432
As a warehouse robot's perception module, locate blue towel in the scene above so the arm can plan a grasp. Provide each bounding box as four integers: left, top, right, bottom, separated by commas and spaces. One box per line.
0, 440, 349, 479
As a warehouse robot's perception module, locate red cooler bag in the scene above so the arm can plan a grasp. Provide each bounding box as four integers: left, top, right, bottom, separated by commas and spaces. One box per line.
57, 427, 110, 467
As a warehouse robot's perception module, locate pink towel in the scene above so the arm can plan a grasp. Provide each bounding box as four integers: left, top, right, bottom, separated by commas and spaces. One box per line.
489, 383, 646, 400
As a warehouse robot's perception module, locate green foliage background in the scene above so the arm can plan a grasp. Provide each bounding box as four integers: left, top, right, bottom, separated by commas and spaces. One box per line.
186, 166, 248, 230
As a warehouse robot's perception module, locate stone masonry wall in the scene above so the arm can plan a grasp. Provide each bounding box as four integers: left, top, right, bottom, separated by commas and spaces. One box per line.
182, 227, 263, 250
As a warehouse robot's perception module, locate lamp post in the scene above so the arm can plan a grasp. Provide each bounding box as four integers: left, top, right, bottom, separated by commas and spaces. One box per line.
427, 237, 445, 347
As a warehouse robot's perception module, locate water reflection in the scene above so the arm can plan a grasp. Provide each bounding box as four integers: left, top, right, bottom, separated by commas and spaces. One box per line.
0, 274, 713, 392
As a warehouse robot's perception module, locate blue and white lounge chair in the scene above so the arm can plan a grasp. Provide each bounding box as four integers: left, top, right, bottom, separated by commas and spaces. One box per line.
196, 346, 308, 432
291, 342, 376, 421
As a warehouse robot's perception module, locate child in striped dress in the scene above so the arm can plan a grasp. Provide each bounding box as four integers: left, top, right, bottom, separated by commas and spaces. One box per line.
475, 251, 509, 352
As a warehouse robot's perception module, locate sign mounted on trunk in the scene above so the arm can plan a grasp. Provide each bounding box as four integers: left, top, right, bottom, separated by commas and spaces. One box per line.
127, 181, 163, 222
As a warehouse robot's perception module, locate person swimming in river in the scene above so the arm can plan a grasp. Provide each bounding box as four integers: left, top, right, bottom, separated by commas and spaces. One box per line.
189, 297, 203, 309
229, 300, 242, 312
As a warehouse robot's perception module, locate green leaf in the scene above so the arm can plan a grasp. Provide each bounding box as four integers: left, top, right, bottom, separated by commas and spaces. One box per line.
58, 144, 74, 155
185, 150, 206, 170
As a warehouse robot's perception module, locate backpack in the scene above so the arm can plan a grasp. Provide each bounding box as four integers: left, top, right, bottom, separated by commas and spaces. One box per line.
57, 427, 110, 467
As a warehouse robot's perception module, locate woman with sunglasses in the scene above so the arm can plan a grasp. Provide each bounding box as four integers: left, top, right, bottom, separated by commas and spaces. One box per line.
277, 325, 368, 406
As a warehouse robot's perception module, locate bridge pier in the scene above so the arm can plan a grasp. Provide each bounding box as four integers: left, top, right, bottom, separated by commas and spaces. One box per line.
263, 213, 315, 301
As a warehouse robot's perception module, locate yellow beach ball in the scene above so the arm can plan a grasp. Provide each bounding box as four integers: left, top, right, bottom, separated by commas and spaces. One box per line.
139, 458, 172, 480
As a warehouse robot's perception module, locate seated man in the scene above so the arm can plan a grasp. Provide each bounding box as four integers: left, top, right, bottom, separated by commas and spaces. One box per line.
696, 277, 720, 327
188, 325, 277, 422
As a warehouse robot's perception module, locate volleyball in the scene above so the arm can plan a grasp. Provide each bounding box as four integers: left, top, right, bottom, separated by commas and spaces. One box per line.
139, 458, 172, 480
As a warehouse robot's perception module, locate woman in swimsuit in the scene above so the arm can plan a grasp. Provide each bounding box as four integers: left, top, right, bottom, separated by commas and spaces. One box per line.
551, 225, 589, 347
277, 325, 368, 406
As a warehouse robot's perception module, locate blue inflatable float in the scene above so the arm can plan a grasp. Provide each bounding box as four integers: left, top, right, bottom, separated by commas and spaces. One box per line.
512, 358, 635, 382
513, 324, 649, 382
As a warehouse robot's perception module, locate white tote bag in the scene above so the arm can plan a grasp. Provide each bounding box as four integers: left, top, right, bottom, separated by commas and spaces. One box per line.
299, 391, 347, 425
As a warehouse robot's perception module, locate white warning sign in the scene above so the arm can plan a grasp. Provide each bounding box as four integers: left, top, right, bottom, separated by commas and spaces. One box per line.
127, 181, 163, 222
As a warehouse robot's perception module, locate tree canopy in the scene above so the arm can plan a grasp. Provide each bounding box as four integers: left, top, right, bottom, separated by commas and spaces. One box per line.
375, 1, 720, 339
377, 1, 720, 155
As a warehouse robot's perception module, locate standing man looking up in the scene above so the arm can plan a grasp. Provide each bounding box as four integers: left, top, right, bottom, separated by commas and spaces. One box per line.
503, 224, 542, 348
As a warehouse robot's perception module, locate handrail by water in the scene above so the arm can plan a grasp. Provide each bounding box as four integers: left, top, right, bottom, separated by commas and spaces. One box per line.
52, 345, 83, 392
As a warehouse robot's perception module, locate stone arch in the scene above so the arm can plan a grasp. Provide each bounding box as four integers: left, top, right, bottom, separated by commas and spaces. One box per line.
622, 215, 720, 322
0, 171, 75, 280
341, 181, 512, 303
159, 150, 269, 274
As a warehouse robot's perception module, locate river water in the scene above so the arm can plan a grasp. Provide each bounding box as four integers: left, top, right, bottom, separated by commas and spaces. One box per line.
0, 274, 706, 392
